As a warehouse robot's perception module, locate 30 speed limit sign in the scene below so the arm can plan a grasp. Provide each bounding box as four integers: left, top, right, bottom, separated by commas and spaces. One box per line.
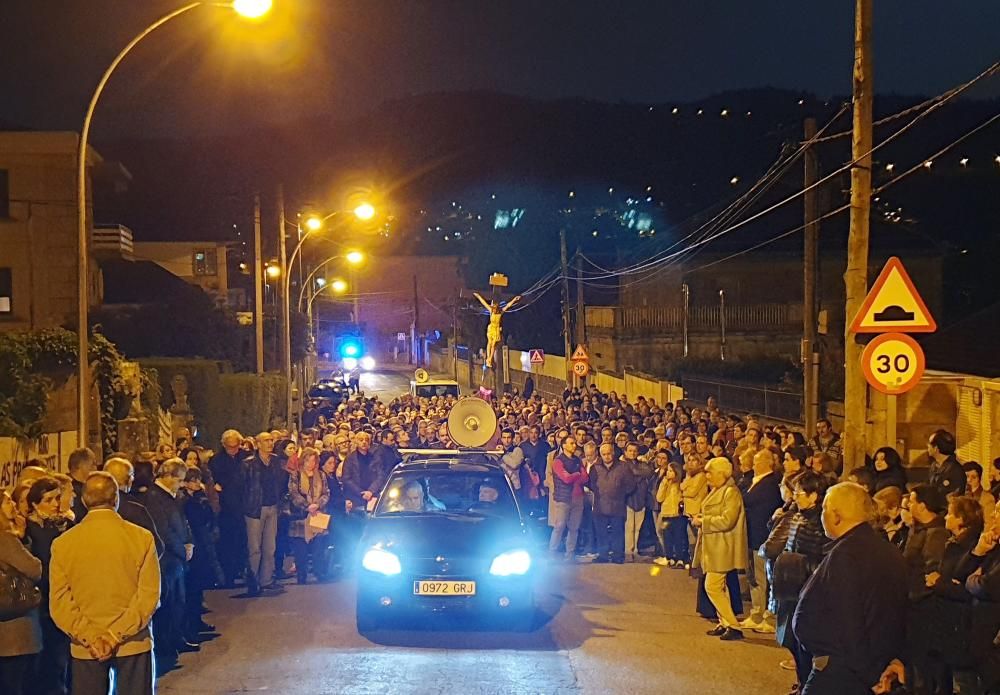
572, 361, 590, 378
860, 332, 926, 395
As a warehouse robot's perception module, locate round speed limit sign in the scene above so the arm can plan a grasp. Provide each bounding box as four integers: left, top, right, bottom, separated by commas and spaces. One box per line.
572, 360, 590, 377
861, 332, 925, 395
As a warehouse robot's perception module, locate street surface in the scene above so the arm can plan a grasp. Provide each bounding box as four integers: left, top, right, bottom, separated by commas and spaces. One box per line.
315, 363, 413, 402
158, 560, 793, 695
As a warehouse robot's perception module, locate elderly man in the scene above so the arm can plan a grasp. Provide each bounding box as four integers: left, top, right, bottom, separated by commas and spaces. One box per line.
49, 473, 160, 695
792, 483, 908, 695
242, 432, 282, 596
208, 429, 247, 588
67, 447, 98, 521
140, 458, 194, 670
692, 456, 748, 641
102, 458, 164, 559
741, 448, 783, 634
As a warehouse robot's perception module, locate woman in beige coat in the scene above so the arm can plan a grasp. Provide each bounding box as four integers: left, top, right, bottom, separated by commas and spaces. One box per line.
692, 456, 748, 640
0, 492, 43, 694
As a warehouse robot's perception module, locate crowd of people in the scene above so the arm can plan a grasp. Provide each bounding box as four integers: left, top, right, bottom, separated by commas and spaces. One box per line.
2, 377, 1000, 694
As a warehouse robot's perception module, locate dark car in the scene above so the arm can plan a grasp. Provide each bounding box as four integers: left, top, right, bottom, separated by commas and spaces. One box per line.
355, 457, 536, 632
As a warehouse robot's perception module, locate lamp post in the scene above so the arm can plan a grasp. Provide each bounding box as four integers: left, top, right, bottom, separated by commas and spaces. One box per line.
306, 278, 348, 338
75, 0, 272, 445
281, 205, 372, 429
296, 251, 365, 313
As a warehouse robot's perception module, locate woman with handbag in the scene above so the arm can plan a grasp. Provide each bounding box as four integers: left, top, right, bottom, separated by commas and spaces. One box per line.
288, 448, 331, 584
0, 495, 43, 695
772, 471, 829, 694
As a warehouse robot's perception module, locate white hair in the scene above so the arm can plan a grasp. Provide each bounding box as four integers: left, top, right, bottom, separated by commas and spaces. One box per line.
705, 456, 733, 479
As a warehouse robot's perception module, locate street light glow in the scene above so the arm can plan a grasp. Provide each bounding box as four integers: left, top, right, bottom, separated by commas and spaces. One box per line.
315, 277, 326, 287
304, 215, 323, 232
232, 0, 273, 20
331, 279, 348, 293
346, 250, 365, 265
354, 202, 376, 220
265, 264, 281, 279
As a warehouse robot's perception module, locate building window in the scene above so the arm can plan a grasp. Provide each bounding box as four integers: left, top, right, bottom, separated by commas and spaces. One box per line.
0, 268, 11, 314
192, 248, 218, 276
0, 170, 9, 219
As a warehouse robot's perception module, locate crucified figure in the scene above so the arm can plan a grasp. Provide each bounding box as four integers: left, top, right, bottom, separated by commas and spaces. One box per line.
473, 292, 522, 369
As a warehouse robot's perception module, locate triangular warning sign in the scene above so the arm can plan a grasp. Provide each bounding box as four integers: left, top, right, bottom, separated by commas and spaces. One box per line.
849, 257, 936, 334
571, 344, 589, 361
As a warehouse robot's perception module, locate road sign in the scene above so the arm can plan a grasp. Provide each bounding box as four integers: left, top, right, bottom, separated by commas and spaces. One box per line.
572, 360, 590, 377
850, 256, 937, 334
861, 332, 926, 395
528, 349, 545, 365
571, 344, 589, 362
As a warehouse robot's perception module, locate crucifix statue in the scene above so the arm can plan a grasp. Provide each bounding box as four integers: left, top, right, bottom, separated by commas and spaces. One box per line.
472, 291, 521, 369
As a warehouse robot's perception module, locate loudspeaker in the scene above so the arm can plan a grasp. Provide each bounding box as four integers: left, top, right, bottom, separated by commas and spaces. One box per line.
414, 368, 430, 383
446, 397, 498, 448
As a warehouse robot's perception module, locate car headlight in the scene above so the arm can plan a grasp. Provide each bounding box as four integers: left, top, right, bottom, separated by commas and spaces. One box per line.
362, 548, 402, 576
360, 356, 376, 371
342, 357, 358, 370
489, 549, 532, 576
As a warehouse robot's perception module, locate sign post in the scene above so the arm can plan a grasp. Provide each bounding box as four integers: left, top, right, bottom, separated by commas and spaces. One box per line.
850, 257, 936, 453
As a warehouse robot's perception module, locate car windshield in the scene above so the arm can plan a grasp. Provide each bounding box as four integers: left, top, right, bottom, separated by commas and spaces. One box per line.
415, 384, 459, 398
375, 470, 518, 519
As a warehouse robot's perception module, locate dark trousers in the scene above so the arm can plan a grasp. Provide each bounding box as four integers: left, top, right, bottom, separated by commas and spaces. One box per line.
153, 563, 186, 657
216, 511, 247, 586
71, 652, 152, 695
801, 659, 872, 695
33, 611, 69, 695
291, 536, 329, 581
0, 654, 34, 695
577, 497, 595, 554
659, 515, 689, 561
275, 512, 290, 576
593, 513, 626, 561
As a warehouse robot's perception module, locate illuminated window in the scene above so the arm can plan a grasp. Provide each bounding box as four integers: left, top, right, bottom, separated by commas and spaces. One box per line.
192, 248, 218, 276
0, 268, 11, 314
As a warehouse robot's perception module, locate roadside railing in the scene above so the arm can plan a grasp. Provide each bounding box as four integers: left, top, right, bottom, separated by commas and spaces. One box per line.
680, 376, 803, 423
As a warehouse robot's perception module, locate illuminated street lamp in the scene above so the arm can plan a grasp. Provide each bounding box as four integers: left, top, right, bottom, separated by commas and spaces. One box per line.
345, 250, 365, 265
296, 251, 365, 312
331, 278, 348, 294
265, 263, 282, 279
75, 0, 272, 443
354, 202, 376, 221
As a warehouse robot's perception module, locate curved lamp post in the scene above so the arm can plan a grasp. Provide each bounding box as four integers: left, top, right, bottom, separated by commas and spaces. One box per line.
75, 0, 272, 444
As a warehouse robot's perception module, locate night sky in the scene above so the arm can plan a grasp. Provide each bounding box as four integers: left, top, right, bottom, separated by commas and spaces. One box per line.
2, 1, 998, 139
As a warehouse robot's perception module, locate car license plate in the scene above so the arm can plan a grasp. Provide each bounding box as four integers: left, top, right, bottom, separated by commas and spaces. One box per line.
413, 580, 476, 596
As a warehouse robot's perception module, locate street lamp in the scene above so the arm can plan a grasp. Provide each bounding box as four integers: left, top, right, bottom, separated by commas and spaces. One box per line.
306, 279, 348, 341
296, 250, 365, 312
75, 0, 271, 445
281, 205, 373, 427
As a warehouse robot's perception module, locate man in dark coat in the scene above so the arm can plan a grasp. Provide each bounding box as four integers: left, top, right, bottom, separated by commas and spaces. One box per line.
67, 447, 97, 522
140, 458, 195, 671
927, 429, 966, 496
589, 443, 635, 564
208, 430, 248, 588
341, 432, 383, 509
741, 448, 784, 633
793, 482, 908, 695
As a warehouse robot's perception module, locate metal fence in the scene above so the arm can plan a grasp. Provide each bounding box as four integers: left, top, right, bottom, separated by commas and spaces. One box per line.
681, 376, 803, 423
615, 303, 799, 333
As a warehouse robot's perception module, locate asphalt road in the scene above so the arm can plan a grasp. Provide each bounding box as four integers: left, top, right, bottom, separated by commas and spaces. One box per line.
158, 559, 794, 695
314, 363, 414, 402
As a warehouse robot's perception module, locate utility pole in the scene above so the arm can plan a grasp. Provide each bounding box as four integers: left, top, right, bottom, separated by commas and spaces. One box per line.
843, 0, 875, 474
803, 117, 820, 434
253, 194, 264, 375
277, 184, 292, 427
411, 274, 419, 365
452, 298, 459, 380
560, 228, 572, 385
575, 250, 586, 350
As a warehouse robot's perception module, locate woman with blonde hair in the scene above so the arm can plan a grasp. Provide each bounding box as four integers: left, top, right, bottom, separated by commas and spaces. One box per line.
0, 497, 43, 694
288, 447, 331, 584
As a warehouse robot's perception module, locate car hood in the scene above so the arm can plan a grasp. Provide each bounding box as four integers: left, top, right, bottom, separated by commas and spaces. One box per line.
362, 514, 528, 559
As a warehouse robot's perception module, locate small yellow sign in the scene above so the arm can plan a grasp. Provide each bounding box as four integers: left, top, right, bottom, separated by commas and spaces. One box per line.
571, 344, 590, 362
850, 257, 936, 334
572, 360, 590, 377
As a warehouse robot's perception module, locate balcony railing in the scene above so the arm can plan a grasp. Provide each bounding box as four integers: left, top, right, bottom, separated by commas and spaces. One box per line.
587, 303, 801, 333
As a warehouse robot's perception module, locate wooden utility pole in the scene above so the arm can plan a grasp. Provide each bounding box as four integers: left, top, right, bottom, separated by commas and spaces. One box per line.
575, 250, 586, 349
803, 117, 820, 434
411, 274, 419, 365
253, 194, 264, 375
560, 229, 572, 385
277, 184, 291, 427
843, 0, 875, 474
